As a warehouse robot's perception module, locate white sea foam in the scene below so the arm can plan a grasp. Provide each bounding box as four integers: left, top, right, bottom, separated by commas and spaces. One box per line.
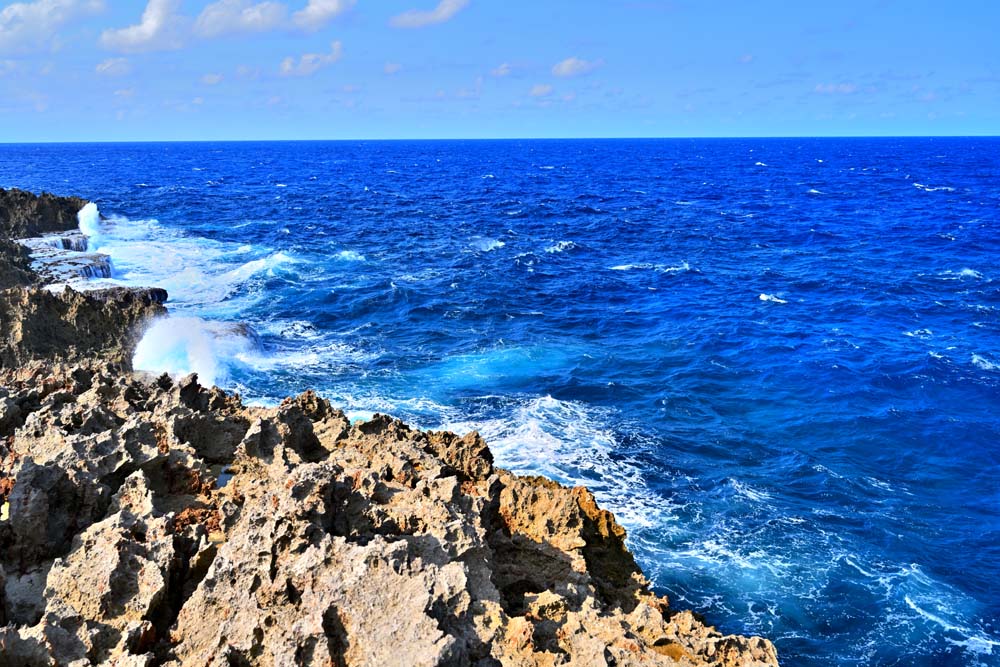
755, 161, 768, 167
971, 354, 1000, 371
759, 293, 788, 304
544, 240, 577, 253
729, 479, 773, 503
334, 249, 366, 262
903, 328, 933, 338
913, 183, 956, 192
610, 261, 690, 273
807, 188, 823, 195
905, 597, 999, 655
133, 316, 256, 387
939, 268, 985, 281
438, 395, 669, 530
472, 238, 505, 252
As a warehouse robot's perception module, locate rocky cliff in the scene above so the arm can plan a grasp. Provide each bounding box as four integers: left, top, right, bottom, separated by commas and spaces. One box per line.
0, 188, 89, 239
0, 189, 780, 666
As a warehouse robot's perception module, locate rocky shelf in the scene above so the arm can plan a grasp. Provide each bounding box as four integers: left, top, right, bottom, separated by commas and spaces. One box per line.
0, 188, 780, 666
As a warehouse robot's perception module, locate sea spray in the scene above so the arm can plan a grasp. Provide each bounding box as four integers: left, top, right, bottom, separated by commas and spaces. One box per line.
133, 316, 257, 387
77, 202, 101, 250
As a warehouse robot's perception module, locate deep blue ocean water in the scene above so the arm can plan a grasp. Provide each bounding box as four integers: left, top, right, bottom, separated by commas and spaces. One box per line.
2, 138, 998, 666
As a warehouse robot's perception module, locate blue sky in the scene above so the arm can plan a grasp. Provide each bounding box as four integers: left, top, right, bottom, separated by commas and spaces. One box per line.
0, 0, 997, 141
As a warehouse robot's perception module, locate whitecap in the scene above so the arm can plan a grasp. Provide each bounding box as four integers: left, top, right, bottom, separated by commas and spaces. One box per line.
913, 183, 956, 192
275, 183, 287, 188
903, 329, 933, 338
610, 262, 690, 273
729, 479, 772, 503
545, 240, 577, 254
971, 354, 999, 371
807, 188, 823, 195
759, 293, 788, 304
472, 238, 505, 252
334, 249, 366, 262
939, 268, 984, 280
481, 174, 495, 179
755, 161, 768, 167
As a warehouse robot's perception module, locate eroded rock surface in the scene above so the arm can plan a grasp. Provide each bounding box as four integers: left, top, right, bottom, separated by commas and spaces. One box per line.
0, 188, 88, 240
0, 370, 778, 666
0, 287, 167, 372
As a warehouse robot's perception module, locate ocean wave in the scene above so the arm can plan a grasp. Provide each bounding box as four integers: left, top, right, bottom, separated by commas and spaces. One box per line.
438, 395, 669, 530
472, 238, 505, 252
545, 240, 577, 253
610, 261, 690, 273
77, 202, 101, 249
759, 293, 788, 304
133, 316, 259, 387
334, 249, 366, 262
913, 183, 956, 192
971, 354, 999, 371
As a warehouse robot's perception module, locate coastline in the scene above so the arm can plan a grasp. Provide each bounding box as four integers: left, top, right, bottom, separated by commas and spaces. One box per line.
0, 188, 779, 665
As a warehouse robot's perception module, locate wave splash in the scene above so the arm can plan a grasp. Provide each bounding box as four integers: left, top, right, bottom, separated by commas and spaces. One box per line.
133, 316, 258, 387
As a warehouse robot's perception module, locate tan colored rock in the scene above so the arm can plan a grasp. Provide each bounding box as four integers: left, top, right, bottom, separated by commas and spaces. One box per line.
0, 368, 779, 666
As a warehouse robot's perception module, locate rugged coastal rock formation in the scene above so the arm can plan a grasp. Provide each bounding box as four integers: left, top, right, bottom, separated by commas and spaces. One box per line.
0, 188, 89, 239
0, 189, 780, 666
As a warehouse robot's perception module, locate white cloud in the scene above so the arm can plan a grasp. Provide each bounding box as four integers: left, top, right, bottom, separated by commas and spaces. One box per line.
739, 54, 753, 64
201, 72, 224, 85
192, 96, 204, 105
552, 56, 603, 78
113, 87, 134, 98
292, 0, 354, 31
236, 64, 260, 79
390, 0, 468, 28
280, 40, 342, 76
383, 62, 401, 75
195, 0, 286, 37
814, 82, 857, 95
529, 83, 552, 97
95, 56, 130, 76
100, 0, 186, 53
490, 62, 511, 77
0, 0, 104, 54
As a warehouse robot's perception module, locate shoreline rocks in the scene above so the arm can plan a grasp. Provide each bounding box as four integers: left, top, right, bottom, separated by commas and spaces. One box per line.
0, 188, 781, 666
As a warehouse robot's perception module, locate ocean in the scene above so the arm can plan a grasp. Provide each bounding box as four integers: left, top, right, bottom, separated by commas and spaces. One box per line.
2, 138, 998, 666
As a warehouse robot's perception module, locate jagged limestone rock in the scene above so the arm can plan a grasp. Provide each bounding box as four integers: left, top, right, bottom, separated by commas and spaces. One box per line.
0, 370, 778, 666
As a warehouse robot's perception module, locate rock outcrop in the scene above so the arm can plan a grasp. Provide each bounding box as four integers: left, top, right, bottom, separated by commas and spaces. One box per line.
0, 188, 89, 239
0, 370, 778, 666
0, 189, 780, 666
0, 286, 167, 373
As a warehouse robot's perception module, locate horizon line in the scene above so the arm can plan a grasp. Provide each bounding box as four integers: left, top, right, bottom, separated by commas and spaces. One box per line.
1, 134, 999, 145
